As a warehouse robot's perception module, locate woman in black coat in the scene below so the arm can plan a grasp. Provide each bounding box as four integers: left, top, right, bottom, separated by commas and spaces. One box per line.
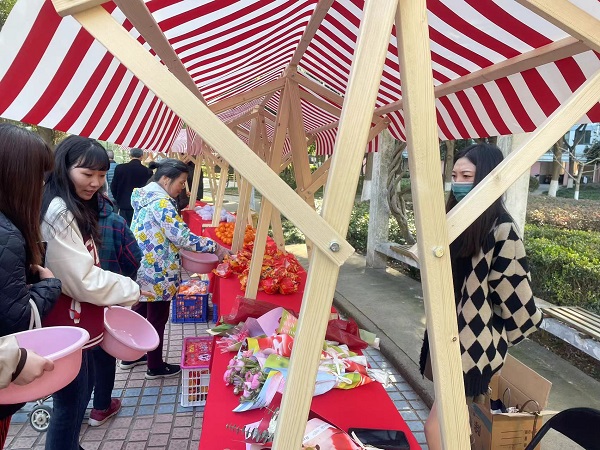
0, 124, 62, 447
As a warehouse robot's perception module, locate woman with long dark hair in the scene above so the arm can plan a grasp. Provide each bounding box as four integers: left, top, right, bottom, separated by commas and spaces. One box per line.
420, 143, 543, 449
0, 123, 62, 448
41, 135, 142, 450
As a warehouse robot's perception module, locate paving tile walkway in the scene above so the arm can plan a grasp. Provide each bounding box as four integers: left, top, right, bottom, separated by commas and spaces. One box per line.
6, 314, 429, 450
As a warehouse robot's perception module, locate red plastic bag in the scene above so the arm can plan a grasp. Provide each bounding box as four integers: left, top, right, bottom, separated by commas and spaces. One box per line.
325, 318, 368, 350
222, 296, 280, 324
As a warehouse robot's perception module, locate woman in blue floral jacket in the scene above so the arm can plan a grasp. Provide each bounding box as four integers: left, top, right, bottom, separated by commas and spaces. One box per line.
126, 158, 229, 379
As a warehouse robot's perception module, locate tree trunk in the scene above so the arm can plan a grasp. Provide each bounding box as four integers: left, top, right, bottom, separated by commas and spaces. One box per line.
443, 140, 455, 192
386, 141, 415, 245
567, 153, 575, 188
574, 164, 585, 200
548, 143, 562, 197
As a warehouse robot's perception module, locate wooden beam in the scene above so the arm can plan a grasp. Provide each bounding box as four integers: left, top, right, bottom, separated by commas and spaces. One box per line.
245, 89, 291, 297
376, 36, 588, 116
72, 6, 353, 266
225, 110, 258, 129
299, 89, 342, 117
273, 0, 397, 447
208, 78, 286, 114
232, 117, 261, 253
447, 66, 600, 243
297, 157, 331, 200
290, 70, 344, 108
289, 0, 335, 66
113, 0, 206, 104
395, 1, 471, 448
279, 152, 293, 172
211, 164, 228, 226
287, 78, 316, 256
516, 0, 600, 54
366, 118, 390, 143
51, 0, 108, 16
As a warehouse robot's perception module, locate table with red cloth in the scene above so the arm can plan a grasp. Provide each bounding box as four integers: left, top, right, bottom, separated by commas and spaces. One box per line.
181, 213, 421, 449
181, 202, 214, 236
198, 272, 421, 449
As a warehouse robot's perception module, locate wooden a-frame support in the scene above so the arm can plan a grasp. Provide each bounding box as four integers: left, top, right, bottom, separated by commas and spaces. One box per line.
49, 0, 600, 448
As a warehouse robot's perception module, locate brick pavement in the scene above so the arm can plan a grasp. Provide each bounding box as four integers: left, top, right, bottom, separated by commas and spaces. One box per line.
5, 316, 429, 449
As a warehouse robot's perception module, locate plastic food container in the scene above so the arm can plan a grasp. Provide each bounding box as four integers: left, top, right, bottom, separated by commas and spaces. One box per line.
0, 326, 90, 404
101, 306, 159, 361
180, 250, 219, 274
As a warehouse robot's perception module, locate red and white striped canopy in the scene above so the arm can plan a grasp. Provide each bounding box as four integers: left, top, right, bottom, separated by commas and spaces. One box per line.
0, 0, 599, 156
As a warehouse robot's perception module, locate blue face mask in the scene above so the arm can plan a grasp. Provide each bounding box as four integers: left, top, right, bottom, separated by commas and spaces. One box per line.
451, 181, 473, 201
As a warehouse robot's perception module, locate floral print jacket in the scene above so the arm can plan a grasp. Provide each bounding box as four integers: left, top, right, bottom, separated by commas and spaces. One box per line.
131, 182, 216, 302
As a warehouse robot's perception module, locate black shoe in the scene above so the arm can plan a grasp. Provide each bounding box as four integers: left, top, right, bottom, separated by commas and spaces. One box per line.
145, 363, 181, 380
118, 355, 147, 370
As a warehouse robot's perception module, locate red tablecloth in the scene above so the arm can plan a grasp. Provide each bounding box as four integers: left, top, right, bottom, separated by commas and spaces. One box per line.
198, 274, 420, 449
199, 343, 420, 449
213, 269, 307, 318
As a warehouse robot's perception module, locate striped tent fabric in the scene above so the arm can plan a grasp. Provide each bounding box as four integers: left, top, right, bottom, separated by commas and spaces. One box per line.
0, 0, 599, 156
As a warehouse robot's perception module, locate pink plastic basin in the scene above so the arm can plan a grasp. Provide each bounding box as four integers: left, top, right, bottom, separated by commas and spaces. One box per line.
180, 249, 219, 274
101, 306, 159, 361
0, 326, 90, 404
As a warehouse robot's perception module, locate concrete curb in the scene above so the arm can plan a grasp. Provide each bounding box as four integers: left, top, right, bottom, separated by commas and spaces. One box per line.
333, 290, 434, 409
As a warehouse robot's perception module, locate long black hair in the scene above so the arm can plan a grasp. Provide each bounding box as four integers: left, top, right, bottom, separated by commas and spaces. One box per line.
447, 143, 510, 258
42, 135, 109, 245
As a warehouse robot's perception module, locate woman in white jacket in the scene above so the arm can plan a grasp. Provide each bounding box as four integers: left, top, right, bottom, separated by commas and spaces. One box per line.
41, 136, 142, 450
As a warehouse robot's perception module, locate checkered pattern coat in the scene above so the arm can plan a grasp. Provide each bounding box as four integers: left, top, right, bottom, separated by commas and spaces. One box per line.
420, 216, 543, 396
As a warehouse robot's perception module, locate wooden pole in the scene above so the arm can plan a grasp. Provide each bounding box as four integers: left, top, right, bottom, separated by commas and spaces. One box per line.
395, 1, 470, 448
245, 92, 289, 298
272, 0, 397, 447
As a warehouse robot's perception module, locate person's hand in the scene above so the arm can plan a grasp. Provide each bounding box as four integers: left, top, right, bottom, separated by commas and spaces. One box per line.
30, 265, 55, 280
13, 351, 54, 386
215, 244, 232, 262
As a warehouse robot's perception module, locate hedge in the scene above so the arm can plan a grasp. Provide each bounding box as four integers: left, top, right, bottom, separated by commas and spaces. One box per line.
527, 195, 600, 232
524, 224, 600, 314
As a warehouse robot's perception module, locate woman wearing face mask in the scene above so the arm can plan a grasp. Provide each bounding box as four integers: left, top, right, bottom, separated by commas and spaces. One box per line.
41, 136, 142, 450
420, 143, 543, 450
119, 158, 229, 379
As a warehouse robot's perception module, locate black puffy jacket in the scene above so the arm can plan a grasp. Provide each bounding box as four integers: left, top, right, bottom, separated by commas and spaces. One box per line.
0, 212, 62, 337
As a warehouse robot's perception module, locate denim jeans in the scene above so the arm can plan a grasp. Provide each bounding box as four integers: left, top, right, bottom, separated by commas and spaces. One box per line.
45, 349, 95, 450
92, 346, 116, 410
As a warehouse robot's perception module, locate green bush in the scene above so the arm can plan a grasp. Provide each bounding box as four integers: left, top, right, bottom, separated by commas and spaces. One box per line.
524, 224, 600, 314
529, 176, 540, 192
527, 195, 600, 232
555, 182, 600, 200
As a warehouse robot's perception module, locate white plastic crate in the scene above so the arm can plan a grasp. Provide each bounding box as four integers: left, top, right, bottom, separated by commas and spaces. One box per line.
180, 336, 212, 407
181, 368, 210, 407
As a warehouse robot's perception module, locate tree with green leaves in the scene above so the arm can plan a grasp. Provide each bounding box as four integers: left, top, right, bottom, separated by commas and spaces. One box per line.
0, 0, 18, 31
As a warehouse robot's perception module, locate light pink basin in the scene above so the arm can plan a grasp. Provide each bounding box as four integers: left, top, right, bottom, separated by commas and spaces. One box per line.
0, 326, 90, 404
180, 249, 219, 274
101, 306, 159, 361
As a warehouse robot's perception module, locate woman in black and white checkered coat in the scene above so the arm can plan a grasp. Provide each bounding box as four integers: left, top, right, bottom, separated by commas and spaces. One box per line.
422, 143, 543, 450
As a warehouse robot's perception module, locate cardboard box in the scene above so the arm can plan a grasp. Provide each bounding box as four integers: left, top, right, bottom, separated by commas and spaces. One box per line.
470, 355, 555, 450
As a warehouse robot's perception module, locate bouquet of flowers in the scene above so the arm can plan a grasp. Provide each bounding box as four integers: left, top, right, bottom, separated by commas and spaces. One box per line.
223, 350, 268, 403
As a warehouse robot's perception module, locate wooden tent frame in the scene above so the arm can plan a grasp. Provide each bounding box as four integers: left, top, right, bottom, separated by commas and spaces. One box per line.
50, 1, 600, 448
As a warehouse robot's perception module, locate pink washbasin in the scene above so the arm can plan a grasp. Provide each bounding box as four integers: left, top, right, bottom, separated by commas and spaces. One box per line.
180, 249, 219, 274
0, 326, 90, 404
101, 306, 159, 361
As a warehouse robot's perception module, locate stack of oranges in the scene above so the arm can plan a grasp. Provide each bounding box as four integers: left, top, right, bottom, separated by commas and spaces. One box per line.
243, 225, 255, 246
215, 223, 256, 246
215, 222, 235, 245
